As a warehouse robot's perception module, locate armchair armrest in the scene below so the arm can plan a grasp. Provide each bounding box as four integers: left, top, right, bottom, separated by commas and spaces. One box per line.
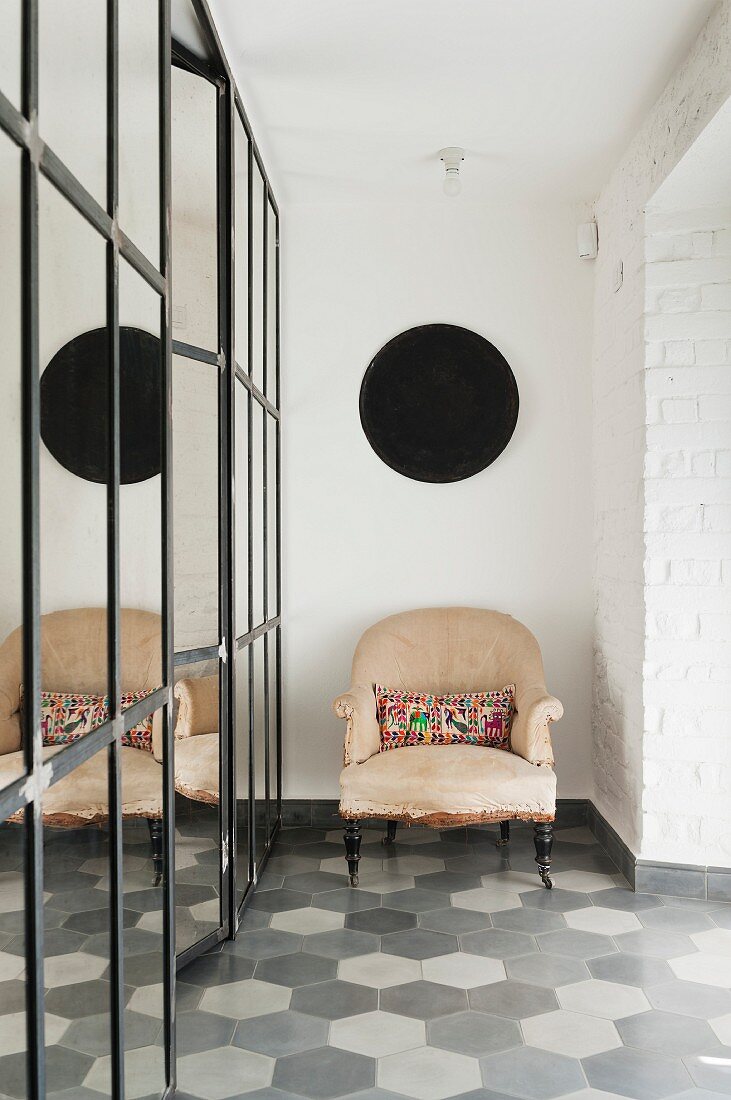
174, 674, 219, 739
510, 683, 563, 766
333, 682, 379, 766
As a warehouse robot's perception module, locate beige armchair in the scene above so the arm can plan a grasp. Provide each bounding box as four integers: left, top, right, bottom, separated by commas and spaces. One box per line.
173, 673, 219, 805
0, 608, 166, 879
333, 607, 563, 888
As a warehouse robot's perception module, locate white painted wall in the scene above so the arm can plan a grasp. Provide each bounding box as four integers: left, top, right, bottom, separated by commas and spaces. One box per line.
282, 199, 595, 799
591, 0, 731, 859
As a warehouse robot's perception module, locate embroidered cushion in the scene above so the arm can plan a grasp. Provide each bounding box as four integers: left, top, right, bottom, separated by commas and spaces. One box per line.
28, 689, 156, 752
376, 683, 515, 752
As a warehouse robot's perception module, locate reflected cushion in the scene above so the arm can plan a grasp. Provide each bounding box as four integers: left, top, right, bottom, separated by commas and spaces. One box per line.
376, 683, 514, 752
25, 688, 155, 752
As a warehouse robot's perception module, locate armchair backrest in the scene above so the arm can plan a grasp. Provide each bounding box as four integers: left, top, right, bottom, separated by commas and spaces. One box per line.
351, 607, 545, 695
0, 607, 162, 755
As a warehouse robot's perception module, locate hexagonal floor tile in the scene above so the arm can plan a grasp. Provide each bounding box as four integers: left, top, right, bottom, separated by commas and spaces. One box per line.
639, 907, 713, 935
536, 928, 617, 960
548, 870, 621, 892
0, 1011, 67, 1057
590, 888, 662, 913
557, 979, 650, 1019
384, 889, 451, 914
331, 1010, 426, 1058
565, 907, 641, 936
248, 889, 312, 913
302, 929, 379, 960
418, 909, 492, 935
85, 1045, 165, 1099
345, 908, 417, 935
338, 952, 422, 989
254, 952, 338, 987
522, 1009, 621, 1058
356, 872, 417, 894
491, 908, 565, 935
671, 953, 731, 987
711, 1013, 731, 1045
480, 1045, 585, 1099
506, 952, 589, 988
283, 871, 350, 894
520, 889, 592, 913
378, 1044, 481, 1100
421, 953, 505, 989
313, 890, 382, 914
381, 929, 458, 960
290, 979, 377, 1020
380, 980, 467, 1021
683, 1043, 731, 1093
232, 1009, 329, 1057
468, 979, 558, 1019
614, 929, 696, 959
199, 977, 291, 1019
582, 1045, 691, 1099
452, 887, 522, 914
426, 1011, 521, 1058
270, 908, 345, 935
616, 1009, 715, 1056
691, 928, 731, 956
274, 1045, 375, 1098
230, 929, 303, 959
382, 857, 446, 877
61, 1009, 159, 1057
647, 979, 731, 1019
588, 953, 674, 988
43, 952, 107, 988
177, 1045, 274, 1100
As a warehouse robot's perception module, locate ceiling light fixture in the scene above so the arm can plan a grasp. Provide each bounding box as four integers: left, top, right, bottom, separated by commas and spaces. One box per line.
439, 146, 464, 196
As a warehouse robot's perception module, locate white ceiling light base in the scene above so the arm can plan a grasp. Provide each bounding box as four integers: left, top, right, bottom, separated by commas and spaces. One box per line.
439, 146, 464, 196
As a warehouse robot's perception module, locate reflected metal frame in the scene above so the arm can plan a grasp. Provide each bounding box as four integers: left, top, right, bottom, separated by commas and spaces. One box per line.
0, 0, 174, 1097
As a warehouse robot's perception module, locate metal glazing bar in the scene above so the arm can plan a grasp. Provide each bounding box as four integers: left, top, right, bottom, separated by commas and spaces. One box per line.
274, 209, 282, 817
235, 615, 281, 650
21, 1, 44, 1094
0, 776, 28, 825
172, 339, 219, 366
261, 189, 270, 843
105, 2, 125, 1094
234, 363, 279, 420
0, 87, 30, 147
174, 644, 220, 667
159, 0, 176, 1090
246, 131, 256, 893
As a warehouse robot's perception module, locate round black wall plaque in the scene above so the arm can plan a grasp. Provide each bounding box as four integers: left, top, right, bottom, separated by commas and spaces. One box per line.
40, 326, 162, 485
359, 323, 519, 483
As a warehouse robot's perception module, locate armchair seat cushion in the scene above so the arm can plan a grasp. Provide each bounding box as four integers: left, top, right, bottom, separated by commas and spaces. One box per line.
174, 731, 219, 805
340, 744, 556, 826
3, 744, 162, 826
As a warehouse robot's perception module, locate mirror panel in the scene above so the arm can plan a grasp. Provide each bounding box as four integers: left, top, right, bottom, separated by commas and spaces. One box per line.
119, 0, 160, 265
266, 199, 277, 406
234, 117, 249, 372
252, 402, 264, 629
251, 162, 265, 386
235, 379, 250, 637
252, 635, 267, 863
235, 646, 251, 908
0, 812, 27, 1096
267, 414, 278, 620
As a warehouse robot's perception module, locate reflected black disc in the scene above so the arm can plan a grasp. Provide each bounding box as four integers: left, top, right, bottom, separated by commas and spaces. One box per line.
359, 323, 519, 483
40, 326, 162, 485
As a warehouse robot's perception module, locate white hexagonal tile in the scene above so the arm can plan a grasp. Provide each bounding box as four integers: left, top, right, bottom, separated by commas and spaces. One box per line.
522, 1009, 621, 1058
136, 910, 164, 934
565, 907, 641, 935
44, 950, 107, 988
189, 898, 221, 924
127, 983, 167, 1019
691, 928, 731, 956
671, 952, 731, 986
178, 1046, 274, 1099
551, 871, 623, 892
85, 1044, 166, 1099
452, 886, 522, 913
422, 952, 505, 990
174, 836, 217, 869
331, 1010, 426, 1057
0, 873, 24, 914
379, 1045, 481, 1100
81, 854, 147, 876
0, 950, 24, 982
482, 870, 543, 891
339, 952, 422, 988
710, 1013, 731, 1045
557, 979, 650, 1019
385, 856, 445, 876
357, 870, 416, 893
200, 978, 291, 1019
271, 907, 345, 934
0, 1012, 67, 1057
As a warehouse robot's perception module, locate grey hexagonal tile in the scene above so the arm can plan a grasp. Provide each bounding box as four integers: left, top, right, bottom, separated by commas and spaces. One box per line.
427, 1011, 521, 1057
177, 1045, 274, 1099
505, 952, 589, 987
480, 1045, 585, 1099
254, 952, 338, 987
536, 928, 617, 959
582, 1045, 692, 1099
380, 980, 468, 1020
647, 980, 731, 1019
588, 952, 675, 988
422, 953, 505, 989
491, 908, 565, 935
273, 1046, 375, 1098
683, 1044, 731, 1093
228, 929, 303, 959
381, 928, 458, 960
591, 888, 663, 913
418, 909, 492, 935
520, 889, 592, 913
385, 888, 451, 914
461, 929, 537, 959
283, 871, 349, 893
302, 929, 379, 960
639, 908, 714, 935
415, 872, 483, 893
61, 1009, 160, 1057
290, 979, 377, 1020
616, 1009, 715, 1056
615, 929, 697, 959
469, 979, 559, 1019
379, 1045, 481, 1100
45, 979, 120, 1019
345, 908, 417, 935
313, 889, 381, 914
248, 889, 312, 913
232, 1009, 329, 1057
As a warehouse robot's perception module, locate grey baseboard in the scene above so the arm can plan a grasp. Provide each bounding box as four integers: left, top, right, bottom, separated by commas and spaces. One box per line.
280, 797, 731, 900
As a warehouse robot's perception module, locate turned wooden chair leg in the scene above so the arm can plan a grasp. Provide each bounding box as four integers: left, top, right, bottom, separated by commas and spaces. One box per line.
533, 821, 554, 889
382, 821, 398, 847
148, 817, 164, 887
496, 821, 510, 848
344, 820, 362, 886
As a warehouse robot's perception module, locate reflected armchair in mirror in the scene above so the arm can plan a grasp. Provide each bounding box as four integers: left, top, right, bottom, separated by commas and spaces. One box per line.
173, 672, 220, 805
0, 607, 165, 882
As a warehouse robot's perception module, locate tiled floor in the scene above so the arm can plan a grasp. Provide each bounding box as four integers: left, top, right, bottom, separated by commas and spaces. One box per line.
172, 822, 731, 1100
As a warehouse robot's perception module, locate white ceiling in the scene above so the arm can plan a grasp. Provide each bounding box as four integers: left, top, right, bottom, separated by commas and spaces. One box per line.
209, 0, 717, 205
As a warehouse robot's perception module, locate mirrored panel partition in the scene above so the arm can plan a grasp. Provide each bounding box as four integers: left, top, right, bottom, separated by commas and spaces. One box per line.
0, 1, 281, 1094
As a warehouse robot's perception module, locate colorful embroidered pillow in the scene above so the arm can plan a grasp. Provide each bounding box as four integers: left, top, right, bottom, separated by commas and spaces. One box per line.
29, 689, 155, 752
376, 684, 515, 752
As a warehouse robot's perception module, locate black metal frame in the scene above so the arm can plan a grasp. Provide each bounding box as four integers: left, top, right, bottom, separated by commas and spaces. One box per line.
170, 0, 282, 969
0, 0, 280, 1093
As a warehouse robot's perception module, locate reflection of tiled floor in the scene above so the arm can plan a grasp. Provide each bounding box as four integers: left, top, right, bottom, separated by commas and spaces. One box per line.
0, 807, 221, 1100
172, 823, 731, 1100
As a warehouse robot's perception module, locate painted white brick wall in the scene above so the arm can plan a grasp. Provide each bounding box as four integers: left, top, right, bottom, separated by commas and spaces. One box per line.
644, 208, 731, 864
592, 0, 731, 860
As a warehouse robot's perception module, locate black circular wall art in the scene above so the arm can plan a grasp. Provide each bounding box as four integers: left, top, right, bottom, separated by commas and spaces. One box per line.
359, 323, 519, 483
40, 326, 162, 485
